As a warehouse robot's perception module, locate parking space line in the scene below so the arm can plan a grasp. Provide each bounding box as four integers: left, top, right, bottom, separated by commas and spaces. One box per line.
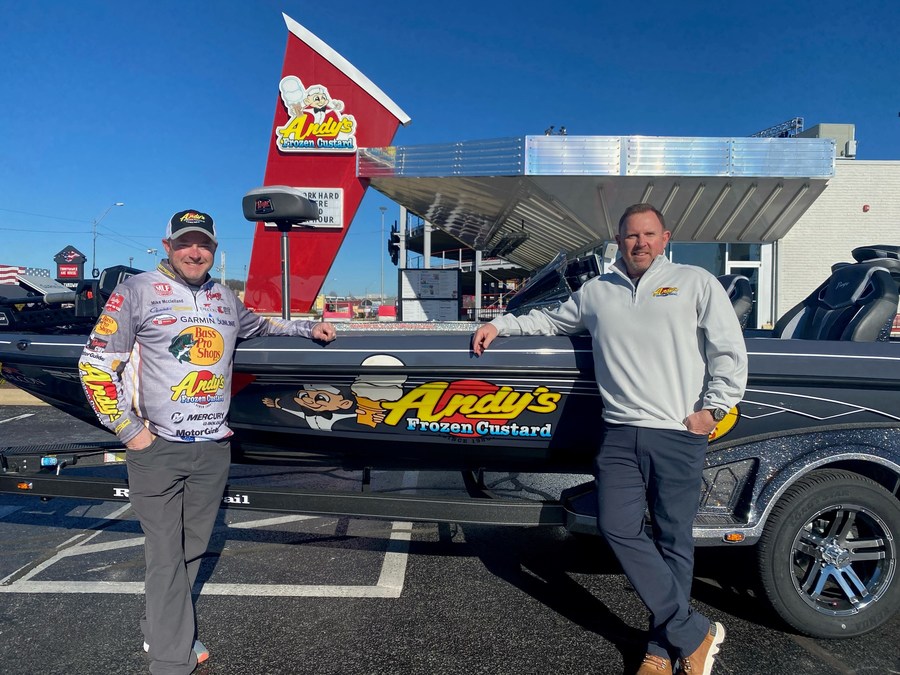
0, 514, 412, 598
0, 413, 34, 424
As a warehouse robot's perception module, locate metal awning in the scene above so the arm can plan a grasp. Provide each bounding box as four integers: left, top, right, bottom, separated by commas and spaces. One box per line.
358, 135, 835, 271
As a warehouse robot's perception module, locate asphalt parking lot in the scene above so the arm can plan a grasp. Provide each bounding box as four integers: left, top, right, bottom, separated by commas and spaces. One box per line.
1, 401, 899, 675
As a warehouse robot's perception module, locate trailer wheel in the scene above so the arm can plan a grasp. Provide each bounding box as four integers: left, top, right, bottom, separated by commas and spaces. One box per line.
757, 469, 900, 638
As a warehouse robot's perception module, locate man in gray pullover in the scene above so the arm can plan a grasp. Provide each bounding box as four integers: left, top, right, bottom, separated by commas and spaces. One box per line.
473, 203, 747, 675
79, 209, 336, 674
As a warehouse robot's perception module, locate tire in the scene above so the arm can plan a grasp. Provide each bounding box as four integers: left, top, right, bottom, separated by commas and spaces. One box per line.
757, 469, 900, 638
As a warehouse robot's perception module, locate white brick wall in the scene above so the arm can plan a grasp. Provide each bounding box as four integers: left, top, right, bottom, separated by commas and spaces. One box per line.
776, 161, 900, 319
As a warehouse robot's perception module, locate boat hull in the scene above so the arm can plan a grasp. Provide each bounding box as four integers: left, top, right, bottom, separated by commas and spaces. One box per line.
2, 329, 899, 471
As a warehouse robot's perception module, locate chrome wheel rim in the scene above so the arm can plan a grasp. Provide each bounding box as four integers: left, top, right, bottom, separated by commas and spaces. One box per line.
790, 504, 896, 616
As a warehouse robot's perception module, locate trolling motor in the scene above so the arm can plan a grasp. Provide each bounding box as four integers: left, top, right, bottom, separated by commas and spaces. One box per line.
242, 186, 318, 320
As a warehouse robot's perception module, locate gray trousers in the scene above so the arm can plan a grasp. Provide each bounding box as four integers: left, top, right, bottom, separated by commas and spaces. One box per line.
595, 424, 709, 660
126, 437, 230, 675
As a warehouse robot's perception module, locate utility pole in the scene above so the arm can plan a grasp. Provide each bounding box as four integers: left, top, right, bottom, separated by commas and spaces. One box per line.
91, 202, 124, 278
379, 206, 387, 305
218, 251, 226, 284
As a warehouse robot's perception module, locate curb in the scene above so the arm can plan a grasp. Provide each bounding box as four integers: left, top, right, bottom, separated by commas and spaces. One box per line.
0, 388, 47, 406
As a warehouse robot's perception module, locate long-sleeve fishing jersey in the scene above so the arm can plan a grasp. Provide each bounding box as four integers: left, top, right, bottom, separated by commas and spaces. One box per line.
490, 256, 748, 430
79, 261, 318, 444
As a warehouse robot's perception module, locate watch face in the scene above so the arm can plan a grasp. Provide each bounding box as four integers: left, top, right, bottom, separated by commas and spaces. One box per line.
713, 408, 726, 421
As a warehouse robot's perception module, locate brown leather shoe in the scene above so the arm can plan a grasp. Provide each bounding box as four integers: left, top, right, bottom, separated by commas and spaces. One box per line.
636, 653, 673, 674
680, 621, 725, 674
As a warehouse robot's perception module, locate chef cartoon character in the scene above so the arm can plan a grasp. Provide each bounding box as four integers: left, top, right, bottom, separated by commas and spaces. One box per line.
351, 355, 408, 428
301, 84, 344, 124
263, 384, 358, 431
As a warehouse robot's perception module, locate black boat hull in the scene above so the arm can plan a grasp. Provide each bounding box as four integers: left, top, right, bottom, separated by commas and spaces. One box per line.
3, 329, 899, 472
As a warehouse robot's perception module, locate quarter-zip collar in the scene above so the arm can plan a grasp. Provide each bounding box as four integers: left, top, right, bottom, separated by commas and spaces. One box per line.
610, 255, 669, 290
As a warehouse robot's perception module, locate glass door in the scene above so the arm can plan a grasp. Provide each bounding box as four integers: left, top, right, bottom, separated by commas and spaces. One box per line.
726, 243, 773, 329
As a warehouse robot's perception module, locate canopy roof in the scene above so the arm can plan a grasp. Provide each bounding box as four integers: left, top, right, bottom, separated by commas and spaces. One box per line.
358, 135, 835, 271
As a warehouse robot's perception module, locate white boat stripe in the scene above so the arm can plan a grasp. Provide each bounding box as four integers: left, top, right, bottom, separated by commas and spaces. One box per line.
747, 351, 900, 362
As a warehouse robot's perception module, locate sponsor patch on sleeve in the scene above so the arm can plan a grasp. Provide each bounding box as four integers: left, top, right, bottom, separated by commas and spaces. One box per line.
104, 292, 125, 312
94, 315, 119, 335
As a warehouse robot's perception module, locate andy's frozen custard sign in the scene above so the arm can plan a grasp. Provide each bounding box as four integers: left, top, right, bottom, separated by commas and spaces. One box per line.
275, 75, 357, 152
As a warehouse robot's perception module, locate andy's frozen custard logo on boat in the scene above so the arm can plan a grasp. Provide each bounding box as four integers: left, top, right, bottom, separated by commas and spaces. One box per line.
275, 75, 357, 152
382, 379, 562, 440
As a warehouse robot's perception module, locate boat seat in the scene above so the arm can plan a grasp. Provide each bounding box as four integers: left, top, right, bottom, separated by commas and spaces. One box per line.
773, 262, 899, 342
717, 274, 753, 329
849, 244, 900, 284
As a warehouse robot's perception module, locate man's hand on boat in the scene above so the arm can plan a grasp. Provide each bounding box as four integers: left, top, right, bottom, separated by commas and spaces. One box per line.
472, 323, 498, 356
311, 322, 337, 342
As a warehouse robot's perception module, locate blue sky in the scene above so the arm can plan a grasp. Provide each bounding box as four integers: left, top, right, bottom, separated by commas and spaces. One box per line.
2, 0, 899, 296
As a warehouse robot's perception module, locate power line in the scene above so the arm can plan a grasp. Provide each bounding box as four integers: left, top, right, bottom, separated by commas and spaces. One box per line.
0, 225, 91, 233
0, 207, 89, 223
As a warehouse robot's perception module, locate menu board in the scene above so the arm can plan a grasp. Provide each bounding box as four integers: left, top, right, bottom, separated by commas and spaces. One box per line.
398, 269, 461, 321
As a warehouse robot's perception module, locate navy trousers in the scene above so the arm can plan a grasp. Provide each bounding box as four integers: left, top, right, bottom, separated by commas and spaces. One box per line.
595, 424, 710, 659
127, 437, 231, 675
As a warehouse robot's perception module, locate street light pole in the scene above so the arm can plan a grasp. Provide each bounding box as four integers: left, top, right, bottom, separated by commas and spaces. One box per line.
379, 206, 387, 304
91, 202, 124, 278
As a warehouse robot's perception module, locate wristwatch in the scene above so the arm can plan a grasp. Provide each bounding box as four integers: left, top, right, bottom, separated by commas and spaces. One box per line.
707, 407, 727, 422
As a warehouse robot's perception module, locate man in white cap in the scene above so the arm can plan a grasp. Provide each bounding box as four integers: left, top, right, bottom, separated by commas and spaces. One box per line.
78, 209, 336, 674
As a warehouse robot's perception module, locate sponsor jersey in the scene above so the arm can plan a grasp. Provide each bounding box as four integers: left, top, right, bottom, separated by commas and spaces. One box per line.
79, 261, 317, 444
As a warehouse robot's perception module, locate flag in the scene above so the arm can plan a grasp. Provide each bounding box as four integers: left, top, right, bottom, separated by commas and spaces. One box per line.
0, 264, 25, 285
25, 267, 52, 278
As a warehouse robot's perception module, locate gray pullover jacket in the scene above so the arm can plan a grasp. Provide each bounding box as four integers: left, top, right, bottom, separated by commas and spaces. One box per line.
490, 255, 748, 430
79, 261, 318, 444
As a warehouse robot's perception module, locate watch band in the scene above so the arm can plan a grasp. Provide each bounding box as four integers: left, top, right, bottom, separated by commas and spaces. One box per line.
707, 407, 727, 422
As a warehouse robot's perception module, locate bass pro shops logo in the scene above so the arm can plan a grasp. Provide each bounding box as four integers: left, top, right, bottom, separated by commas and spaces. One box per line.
167, 326, 224, 365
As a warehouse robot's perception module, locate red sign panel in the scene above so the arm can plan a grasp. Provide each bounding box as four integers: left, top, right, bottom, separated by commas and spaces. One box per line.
57, 264, 80, 278
243, 16, 409, 314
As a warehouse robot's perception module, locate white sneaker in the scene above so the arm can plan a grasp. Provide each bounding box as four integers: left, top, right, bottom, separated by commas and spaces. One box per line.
143, 639, 209, 664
